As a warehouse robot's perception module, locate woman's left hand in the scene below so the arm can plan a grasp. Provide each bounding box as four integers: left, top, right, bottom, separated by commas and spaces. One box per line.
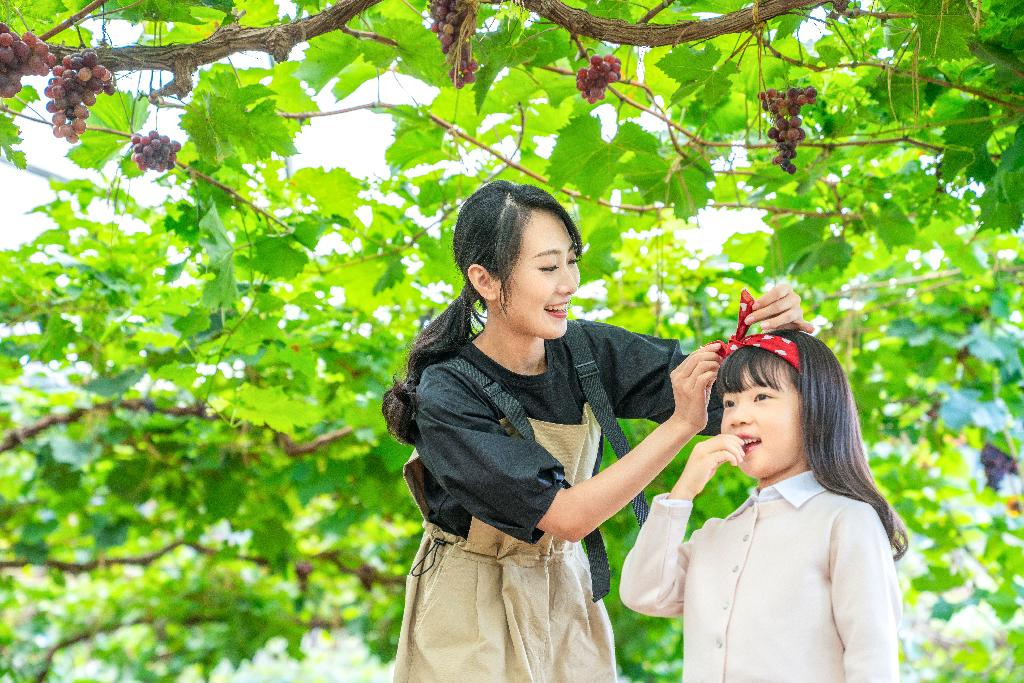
744, 283, 815, 332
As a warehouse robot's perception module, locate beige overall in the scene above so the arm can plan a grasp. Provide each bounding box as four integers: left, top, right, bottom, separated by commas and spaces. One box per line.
393, 404, 617, 683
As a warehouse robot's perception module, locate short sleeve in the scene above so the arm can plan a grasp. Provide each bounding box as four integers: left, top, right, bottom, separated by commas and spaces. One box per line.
413, 362, 567, 543
575, 321, 723, 435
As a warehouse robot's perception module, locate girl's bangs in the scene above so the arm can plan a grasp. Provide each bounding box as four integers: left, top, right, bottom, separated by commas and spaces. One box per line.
717, 346, 798, 395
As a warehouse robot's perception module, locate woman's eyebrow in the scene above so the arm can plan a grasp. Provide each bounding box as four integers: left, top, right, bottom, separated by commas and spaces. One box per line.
532, 244, 576, 259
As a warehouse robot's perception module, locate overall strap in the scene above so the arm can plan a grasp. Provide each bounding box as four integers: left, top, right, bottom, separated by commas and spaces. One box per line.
439, 357, 535, 441
564, 321, 650, 528
564, 321, 653, 602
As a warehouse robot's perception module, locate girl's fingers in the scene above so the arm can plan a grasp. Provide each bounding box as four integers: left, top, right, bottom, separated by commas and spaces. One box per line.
715, 452, 741, 468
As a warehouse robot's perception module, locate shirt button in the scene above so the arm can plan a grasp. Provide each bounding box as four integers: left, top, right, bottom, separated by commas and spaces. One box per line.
743, 534, 750, 541
732, 565, 739, 572
716, 637, 723, 648
723, 601, 730, 610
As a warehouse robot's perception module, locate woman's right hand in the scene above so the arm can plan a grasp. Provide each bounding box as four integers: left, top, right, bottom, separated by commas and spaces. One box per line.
668, 434, 745, 501
667, 342, 724, 434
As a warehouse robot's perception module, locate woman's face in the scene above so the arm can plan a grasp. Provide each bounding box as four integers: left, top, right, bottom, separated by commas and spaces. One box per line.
489, 210, 580, 340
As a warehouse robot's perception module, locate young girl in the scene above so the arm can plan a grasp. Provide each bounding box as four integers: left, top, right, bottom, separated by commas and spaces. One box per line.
383, 183, 813, 682
620, 291, 908, 682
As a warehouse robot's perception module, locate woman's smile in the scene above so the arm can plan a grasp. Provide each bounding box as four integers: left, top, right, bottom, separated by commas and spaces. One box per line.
545, 301, 570, 319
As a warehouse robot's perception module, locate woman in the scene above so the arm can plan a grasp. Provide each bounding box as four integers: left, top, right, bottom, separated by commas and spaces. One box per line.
383, 181, 812, 682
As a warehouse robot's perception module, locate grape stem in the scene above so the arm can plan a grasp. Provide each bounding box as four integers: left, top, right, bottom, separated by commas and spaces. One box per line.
39, 0, 109, 42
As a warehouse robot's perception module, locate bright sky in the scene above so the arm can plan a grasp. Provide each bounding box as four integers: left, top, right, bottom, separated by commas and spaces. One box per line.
1, 6, 806, 256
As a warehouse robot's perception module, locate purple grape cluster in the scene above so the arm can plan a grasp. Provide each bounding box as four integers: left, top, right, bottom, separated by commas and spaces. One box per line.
759, 86, 817, 175
44, 50, 115, 144
448, 44, 478, 88
130, 130, 181, 172
576, 55, 621, 104
428, 0, 478, 88
0, 25, 56, 98
981, 444, 1019, 492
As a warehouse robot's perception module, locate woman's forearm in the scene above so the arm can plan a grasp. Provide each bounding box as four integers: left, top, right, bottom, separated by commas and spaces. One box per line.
536, 417, 701, 542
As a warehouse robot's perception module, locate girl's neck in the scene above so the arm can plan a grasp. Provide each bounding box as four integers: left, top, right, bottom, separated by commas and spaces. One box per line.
757, 464, 812, 490
473, 322, 547, 376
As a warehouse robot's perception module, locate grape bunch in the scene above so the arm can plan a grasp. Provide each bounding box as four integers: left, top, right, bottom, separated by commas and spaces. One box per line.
759, 86, 817, 174
0, 25, 56, 99
44, 50, 116, 144
981, 443, 1019, 492
129, 130, 182, 172
448, 44, 478, 88
428, 0, 478, 88
576, 55, 621, 104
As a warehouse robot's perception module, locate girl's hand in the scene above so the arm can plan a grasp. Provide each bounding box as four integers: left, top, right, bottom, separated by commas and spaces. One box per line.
744, 283, 815, 333
667, 342, 723, 434
668, 434, 745, 501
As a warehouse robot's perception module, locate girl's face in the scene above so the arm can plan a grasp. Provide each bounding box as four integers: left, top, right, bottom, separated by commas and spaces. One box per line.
721, 376, 808, 488
488, 210, 580, 340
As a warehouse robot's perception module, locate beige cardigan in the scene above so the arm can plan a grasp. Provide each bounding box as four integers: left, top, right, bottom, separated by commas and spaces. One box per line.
620, 472, 902, 682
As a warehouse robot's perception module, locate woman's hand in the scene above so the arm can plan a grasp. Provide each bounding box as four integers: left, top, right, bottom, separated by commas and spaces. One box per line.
744, 283, 815, 332
668, 434, 745, 501
667, 342, 723, 434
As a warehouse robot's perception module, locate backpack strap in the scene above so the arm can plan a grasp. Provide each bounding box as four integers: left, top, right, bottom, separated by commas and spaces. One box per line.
564, 320, 650, 528
440, 357, 535, 441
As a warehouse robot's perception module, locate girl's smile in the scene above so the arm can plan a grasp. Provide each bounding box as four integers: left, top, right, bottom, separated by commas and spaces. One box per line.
736, 435, 761, 455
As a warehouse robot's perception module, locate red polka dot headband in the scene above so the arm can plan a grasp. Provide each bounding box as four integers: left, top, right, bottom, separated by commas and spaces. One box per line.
715, 289, 801, 372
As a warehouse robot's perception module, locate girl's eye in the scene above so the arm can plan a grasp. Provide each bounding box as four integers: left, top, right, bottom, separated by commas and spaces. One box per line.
723, 400, 735, 408
754, 393, 771, 401
540, 266, 558, 272
569, 258, 580, 266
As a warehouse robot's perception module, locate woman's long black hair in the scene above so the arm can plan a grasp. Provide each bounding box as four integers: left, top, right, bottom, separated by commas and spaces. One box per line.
718, 330, 909, 560
382, 181, 583, 445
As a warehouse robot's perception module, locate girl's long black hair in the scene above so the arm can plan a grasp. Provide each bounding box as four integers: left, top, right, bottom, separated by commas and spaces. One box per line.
382, 181, 583, 445
718, 330, 909, 560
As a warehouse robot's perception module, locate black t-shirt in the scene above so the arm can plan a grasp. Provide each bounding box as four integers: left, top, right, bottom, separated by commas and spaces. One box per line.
412, 320, 724, 542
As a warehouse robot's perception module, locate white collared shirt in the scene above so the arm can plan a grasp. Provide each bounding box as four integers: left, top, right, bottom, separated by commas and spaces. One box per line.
658, 469, 824, 517
620, 470, 902, 682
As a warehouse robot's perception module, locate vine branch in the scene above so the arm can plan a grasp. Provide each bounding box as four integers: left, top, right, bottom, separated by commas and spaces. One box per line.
0, 399, 354, 456
35, 0, 827, 97
38, 0, 108, 42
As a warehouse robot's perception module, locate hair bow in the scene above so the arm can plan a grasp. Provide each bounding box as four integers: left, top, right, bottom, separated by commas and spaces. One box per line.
715, 289, 801, 372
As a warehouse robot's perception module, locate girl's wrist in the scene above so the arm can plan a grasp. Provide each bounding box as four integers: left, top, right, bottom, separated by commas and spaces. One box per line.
668, 481, 699, 501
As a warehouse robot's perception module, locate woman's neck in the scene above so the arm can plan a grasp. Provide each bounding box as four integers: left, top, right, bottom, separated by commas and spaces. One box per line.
472, 323, 547, 375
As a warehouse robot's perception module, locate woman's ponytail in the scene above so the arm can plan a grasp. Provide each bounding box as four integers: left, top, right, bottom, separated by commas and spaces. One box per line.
383, 286, 480, 444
